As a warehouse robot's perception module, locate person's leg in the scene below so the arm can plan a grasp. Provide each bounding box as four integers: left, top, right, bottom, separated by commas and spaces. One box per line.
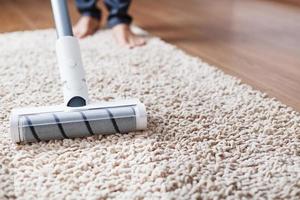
104, 0, 145, 48
105, 0, 132, 28
76, 0, 101, 20
73, 0, 102, 38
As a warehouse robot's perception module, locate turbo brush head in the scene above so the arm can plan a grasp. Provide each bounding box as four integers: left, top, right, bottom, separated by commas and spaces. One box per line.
10, 99, 147, 143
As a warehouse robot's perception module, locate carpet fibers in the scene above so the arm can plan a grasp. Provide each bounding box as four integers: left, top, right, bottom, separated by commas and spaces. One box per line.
0, 29, 299, 199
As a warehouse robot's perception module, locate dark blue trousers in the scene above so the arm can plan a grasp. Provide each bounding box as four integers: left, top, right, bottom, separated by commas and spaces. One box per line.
75, 0, 132, 28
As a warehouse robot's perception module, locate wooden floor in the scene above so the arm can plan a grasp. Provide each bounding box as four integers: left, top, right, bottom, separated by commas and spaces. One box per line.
0, 0, 299, 111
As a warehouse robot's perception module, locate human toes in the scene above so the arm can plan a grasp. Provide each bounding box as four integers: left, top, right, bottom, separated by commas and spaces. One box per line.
128, 36, 146, 48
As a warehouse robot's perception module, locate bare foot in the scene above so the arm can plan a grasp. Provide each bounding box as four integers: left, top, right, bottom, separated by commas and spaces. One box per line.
73, 16, 100, 39
112, 24, 146, 48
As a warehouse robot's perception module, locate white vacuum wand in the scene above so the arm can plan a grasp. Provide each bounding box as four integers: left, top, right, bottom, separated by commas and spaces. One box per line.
9, 0, 147, 143
52, 0, 88, 107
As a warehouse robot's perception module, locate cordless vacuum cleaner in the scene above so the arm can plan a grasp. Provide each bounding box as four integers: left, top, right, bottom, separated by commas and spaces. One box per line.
9, 0, 147, 143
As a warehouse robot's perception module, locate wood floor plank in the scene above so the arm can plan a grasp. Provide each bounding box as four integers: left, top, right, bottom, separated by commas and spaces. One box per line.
131, 0, 300, 110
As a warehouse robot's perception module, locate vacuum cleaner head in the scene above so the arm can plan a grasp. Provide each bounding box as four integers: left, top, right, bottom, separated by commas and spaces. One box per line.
9, 0, 147, 143
10, 99, 147, 143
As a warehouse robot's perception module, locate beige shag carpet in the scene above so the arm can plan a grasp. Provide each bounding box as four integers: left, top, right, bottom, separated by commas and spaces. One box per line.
0, 28, 299, 200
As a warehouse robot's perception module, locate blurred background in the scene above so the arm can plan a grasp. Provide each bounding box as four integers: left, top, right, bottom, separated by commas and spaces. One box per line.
0, 0, 299, 111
